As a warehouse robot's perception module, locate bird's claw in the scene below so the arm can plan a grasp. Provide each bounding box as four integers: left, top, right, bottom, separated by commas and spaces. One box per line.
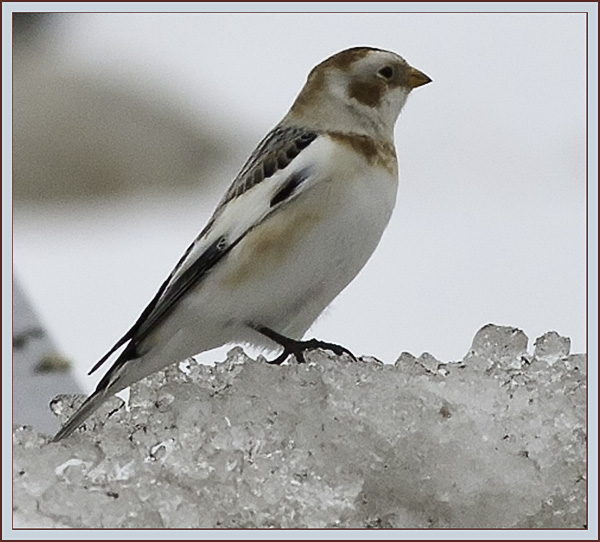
261, 329, 357, 365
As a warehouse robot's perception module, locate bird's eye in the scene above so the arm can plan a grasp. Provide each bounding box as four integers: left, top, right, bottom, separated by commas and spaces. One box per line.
378, 66, 394, 79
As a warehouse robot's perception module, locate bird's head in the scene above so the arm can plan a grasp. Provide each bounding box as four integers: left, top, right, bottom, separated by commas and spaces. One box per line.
284, 47, 431, 140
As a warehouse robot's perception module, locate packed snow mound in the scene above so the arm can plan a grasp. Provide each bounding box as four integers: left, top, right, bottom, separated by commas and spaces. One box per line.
13, 324, 586, 529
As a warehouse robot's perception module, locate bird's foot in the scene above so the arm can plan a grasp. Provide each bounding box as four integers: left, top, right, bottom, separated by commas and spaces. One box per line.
254, 326, 358, 365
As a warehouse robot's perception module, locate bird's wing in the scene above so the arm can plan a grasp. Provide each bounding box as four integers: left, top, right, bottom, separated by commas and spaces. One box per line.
217, 125, 318, 212
88, 125, 321, 376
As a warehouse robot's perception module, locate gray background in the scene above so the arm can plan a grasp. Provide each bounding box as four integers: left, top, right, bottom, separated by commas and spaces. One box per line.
12, 11, 588, 394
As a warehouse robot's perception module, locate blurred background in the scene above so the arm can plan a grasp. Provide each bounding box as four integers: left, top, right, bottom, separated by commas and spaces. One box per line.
12, 11, 587, 396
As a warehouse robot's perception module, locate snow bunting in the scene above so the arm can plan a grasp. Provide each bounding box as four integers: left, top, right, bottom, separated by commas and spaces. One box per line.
53, 46, 431, 441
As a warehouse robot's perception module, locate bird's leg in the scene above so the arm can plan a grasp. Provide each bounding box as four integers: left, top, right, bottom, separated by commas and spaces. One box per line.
254, 325, 358, 365
254, 326, 306, 365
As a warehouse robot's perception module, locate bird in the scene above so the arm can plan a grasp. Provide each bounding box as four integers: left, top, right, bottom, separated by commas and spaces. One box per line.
52, 46, 431, 441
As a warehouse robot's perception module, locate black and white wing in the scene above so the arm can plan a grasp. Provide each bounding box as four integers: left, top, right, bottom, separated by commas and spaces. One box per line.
88, 125, 321, 380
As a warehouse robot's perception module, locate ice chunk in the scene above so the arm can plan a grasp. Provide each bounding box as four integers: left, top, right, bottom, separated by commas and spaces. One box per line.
468, 323, 528, 359
533, 331, 571, 364
13, 329, 587, 528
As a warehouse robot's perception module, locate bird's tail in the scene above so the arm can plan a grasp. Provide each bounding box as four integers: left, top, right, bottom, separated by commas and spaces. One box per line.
52, 338, 139, 442
51, 389, 109, 442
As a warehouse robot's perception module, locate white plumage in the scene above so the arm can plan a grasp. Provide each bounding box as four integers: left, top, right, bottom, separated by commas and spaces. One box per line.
53, 47, 430, 441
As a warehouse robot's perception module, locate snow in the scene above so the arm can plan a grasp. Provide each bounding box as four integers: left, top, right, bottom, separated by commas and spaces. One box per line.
12, 325, 586, 529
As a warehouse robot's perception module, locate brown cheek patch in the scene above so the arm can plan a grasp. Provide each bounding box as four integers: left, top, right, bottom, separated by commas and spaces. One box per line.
289, 48, 389, 116
348, 80, 384, 108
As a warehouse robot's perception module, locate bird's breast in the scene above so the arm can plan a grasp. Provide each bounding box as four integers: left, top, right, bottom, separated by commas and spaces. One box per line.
215, 135, 398, 329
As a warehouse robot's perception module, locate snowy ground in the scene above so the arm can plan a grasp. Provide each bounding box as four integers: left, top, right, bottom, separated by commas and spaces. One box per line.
13, 325, 586, 529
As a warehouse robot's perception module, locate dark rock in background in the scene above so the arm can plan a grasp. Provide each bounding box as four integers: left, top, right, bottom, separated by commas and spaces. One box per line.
12, 275, 82, 433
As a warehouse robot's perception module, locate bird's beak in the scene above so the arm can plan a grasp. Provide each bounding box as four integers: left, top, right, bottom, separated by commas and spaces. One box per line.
407, 66, 432, 89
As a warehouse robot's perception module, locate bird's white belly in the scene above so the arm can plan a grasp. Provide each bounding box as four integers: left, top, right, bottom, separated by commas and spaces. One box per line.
216, 157, 398, 340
